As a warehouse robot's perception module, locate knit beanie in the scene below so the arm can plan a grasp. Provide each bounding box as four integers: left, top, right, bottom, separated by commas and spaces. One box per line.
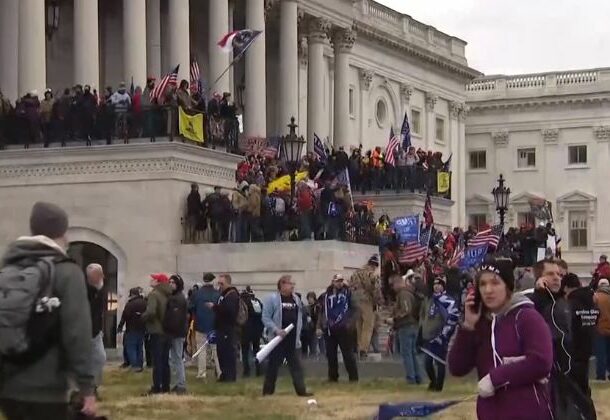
477, 258, 515, 291
29, 201, 69, 239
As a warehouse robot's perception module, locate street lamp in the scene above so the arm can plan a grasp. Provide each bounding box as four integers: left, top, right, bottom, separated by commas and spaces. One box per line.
46, 0, 60, 41
492, 174, 511, 226
281, 117, 306, 204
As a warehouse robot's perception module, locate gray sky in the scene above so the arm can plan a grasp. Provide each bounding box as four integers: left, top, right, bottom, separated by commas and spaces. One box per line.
377, 0, 610, 75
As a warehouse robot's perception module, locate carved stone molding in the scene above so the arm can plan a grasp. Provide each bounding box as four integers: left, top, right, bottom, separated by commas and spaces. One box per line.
331, 27, 356, 53
399, 84, 413, 103
541, 128, 559, 144
449, 101, 461, 120
359, 69, 374, 91
425, 93, 437, 112
594, 125, 610, 142
458, 104, 469, 122
298, 37, 308, 66
492, 130, 509, 147
307, 17, 331, 44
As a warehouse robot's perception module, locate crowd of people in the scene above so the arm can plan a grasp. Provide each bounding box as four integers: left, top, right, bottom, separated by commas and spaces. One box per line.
0, 81, 238, 149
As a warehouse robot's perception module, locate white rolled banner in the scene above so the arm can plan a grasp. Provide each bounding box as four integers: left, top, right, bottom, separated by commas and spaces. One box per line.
256, 323, 294, 363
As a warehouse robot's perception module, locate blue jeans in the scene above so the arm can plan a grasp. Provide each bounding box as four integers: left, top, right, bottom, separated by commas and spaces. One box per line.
595, 333, 610, 379
169, 337, 186, 389
124, 331, 144, 369
397, 325, 421, 383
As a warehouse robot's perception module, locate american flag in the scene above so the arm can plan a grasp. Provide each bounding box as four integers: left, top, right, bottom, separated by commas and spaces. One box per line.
385, 127, 400, 166
150, 64, 179, 104
469, 224, 503, 249
448, 234, 465, 267
400, 113, 411, 150
313, 133, 327, 162
423, 194, 434, 227
399, 227, 432, 264
190, 58, 201, 95
262, 136, 280, 159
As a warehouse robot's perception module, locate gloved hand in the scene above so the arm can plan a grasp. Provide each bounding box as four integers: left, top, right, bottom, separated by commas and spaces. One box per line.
477, 374, 495, 398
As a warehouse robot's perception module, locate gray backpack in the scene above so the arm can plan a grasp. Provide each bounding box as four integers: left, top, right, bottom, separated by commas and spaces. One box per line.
0, 256, 60, 364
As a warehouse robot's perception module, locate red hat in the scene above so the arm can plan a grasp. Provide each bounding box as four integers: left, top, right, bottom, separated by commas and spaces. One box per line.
150, 273, 169, 283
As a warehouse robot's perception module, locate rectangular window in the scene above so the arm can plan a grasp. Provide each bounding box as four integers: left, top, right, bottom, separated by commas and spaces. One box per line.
348, 87, 354, 117
517, 148, 536, 168
518, 212, 535, 227
435, 117, 445, 141
411, 109, 421, 134
569, 211, 588, 248
568, 145, 587, 165
470, 214, 487, 231
469, 150, 486, 170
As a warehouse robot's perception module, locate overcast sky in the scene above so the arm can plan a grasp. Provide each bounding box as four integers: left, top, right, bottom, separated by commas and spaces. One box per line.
377, 0, 610, 75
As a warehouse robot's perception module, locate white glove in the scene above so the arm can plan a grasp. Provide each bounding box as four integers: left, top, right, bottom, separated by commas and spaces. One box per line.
477, 374, 495, 398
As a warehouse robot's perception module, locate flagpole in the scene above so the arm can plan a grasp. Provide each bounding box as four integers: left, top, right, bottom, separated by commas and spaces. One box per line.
208, 32, 263, 94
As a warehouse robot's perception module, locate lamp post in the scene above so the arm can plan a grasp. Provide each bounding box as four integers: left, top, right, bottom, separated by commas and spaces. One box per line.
46, 0, 60, 41
281, 117, 306, 205
492, 174, 511, 226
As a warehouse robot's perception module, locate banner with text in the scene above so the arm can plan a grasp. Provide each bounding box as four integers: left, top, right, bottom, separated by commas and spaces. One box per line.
393, 215, 420, 244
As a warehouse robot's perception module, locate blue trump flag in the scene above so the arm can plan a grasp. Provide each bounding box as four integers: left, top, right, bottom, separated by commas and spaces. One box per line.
377, 400, 461, 419
459, 245, 488, 269
392, 215, 419, 244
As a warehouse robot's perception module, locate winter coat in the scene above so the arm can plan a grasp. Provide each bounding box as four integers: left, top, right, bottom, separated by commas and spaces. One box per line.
118, 295, 147, 333
419, 292, 459, 363
567, 287, 599, 362
241, 293, 264, 338
190, 284, 220, 334
350, 267, 382, 308
164, 291, 189, 338
391, 288, 419, 329
87, 284, 105, 338
448, 295, 553, 420
0, 236, 94, 402
317, 285, 357, 333
594, 286, 610, 335
262, 292, 304, 348
141, 283, 173, 335
247, 185, 261, 217
214, 287, 240, 333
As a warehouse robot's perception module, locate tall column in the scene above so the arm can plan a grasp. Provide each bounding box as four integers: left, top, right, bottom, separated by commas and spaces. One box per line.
123, 0, 147, 87
449, 101, 460, 227
18, 0, 46, 97
74, 0, 99, 88
0, 0, 19, 101
209, 0, 230, 94
424, 92, 437, 149
279, 0, 299, 134
457, 106, 468, 227
306, 17, 330, 151
331, 27, 355, 150
358, 69, 373, 147
244, 0, 266, 138
146, 0, 161, 78
168, 0, 190, 83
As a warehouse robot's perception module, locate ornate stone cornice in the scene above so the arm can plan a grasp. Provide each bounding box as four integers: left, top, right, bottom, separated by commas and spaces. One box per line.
492, 129, 509, 147
298, 37, 308, 66
331, 27, 356, 53
458, 104, 469, 122
468, 95, 610, 113
307, 17, 330, 44
541, 128, 559, 144
425, 93, 437, 112
594, 125, 610, 142
399, 84, 413, 103
264, 0, 279, 20
449, 101, 461, 120
359, 69, 374, 91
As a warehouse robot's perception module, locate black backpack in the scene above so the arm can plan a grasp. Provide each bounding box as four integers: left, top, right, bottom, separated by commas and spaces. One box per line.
0, 256, 60, 365
163, 293, 188, 338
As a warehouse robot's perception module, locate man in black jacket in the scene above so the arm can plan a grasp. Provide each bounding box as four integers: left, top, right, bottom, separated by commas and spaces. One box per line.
166, 275, 189, 394
118, 288, 147, 372
241, 286, 264, 377
206, 274, 240, 382
86, 263, 107, 394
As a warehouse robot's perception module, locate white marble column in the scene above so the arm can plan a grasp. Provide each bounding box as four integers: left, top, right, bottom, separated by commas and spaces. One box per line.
123, 0, 147, 87
457, 106, 468, 226
74, 0, 99, 88
306, 17, 330, 151
0, 0, 19, 101
279, 0, 299, 134
244, 0, 266, 138
209, 0, 230, 94
358, 69, 373, 147
449, 101, 460, 227
146, 0, 161, 79
331, 27, 355, 150
18, 0, 46, 97
168, 0, 190, 83
425, 92, 437, 149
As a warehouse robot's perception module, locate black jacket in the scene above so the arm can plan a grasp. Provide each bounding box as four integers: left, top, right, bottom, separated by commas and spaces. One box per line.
567, 287, 599, 363
241, 293, 263, 337
118, 295, 147, 333
214, 287, 240, 332
163, 291, 189, 338
87, 284, 105, 338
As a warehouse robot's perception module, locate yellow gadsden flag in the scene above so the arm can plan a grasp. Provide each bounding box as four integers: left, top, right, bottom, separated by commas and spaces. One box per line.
267, 171, 309, 193
178, 107, 205, 143
437, 171, 450, 193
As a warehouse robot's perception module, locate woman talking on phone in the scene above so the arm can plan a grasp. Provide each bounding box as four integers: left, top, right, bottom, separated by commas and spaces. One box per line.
447, 259, 554, 420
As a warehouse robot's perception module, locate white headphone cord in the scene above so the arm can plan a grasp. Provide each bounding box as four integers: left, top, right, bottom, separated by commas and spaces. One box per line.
545, 286, 572, 375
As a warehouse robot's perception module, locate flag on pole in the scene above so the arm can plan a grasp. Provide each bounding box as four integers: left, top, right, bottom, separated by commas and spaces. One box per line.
262, 136, 281, 159
443, 153, 452, 171
385, 127, 400, 166
150, 64, 180, 104
313, 133, 328, 162
218, 29, 263, 57
130, 76, 135, 97
398, 227, 432, 264
469, 224, 503, 249
377, 400, 462, 420
400, 113, 411, 150
423, 194, 434, 227
448, 234, 466, 267
190, 58, 202, 95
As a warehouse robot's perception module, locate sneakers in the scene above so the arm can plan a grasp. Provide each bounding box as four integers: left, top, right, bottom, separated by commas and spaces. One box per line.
171, 386, 187, 395
196, 372, 207, 379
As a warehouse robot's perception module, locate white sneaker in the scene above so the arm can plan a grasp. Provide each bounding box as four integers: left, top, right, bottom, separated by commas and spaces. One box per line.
196, 372, 207, 379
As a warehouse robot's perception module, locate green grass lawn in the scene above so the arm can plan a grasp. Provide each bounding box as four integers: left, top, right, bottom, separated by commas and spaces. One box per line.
94, 366, 610, 419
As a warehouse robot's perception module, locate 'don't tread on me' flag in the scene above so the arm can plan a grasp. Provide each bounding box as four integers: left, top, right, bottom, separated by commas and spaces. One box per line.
178, 107, 205, 143
437, 172, 450, 193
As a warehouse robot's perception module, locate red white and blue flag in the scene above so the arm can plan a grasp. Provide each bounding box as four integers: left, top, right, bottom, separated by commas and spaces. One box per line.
469, 224, 503, 249
400, 113, 411, 150
423, 194, 434, 227
385, 127, 400, 166
399, 227, 432, 264
150, 64, 179, 104
190, 58, 202, 95
218, 29, 263, 57
262, 136, 280, 159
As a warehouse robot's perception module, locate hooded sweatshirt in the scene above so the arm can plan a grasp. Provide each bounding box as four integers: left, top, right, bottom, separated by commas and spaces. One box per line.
0, 236, 95, 403
567, 287, 599, 362
141, 282, 173, 335
448, 294, 553, 420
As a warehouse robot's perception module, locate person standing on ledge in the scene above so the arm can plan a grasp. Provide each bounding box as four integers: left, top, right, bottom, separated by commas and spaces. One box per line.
261, 275, 313, 397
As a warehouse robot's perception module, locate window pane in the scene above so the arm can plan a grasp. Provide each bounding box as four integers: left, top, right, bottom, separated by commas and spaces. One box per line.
436, 118, 444, 141
412, 110, 421, 134
569, 145, 587, 164
569, 212, 588, 247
